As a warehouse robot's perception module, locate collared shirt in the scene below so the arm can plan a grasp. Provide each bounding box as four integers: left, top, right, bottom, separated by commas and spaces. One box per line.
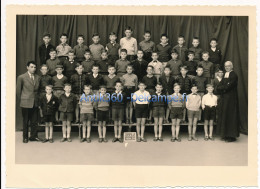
132, 90, 151, 104
46, 94, 52, 102
120, 37, 138, 55
156, 43, 172, 62
224, 71, 231, 78
57, 74, 64, 79
73, 44, 88, 61
148, 61, 163, 75
172, 45, 188, 62
89, 43, 104, 61
202, 93, 218, 107
28, 71, 34, 80
139, 40, 155, 53
56, 43, 72, 57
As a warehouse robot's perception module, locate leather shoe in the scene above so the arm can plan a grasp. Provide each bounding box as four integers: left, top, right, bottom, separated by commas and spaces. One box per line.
29, 137, 41, 142
23, 139, 28, 143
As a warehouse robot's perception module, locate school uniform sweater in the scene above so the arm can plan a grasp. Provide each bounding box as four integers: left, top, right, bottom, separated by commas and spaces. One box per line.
52, 75, 68, 91
186, 94, 201, 111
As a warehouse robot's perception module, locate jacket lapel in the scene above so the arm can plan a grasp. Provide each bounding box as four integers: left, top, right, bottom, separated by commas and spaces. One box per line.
27, 73, 34, 86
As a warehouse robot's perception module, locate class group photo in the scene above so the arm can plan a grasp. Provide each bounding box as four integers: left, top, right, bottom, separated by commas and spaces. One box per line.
15, 15, 248, 166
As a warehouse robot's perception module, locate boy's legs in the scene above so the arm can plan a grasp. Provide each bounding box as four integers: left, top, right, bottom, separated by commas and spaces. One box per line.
49, 122, 53, 140
141, 118, 146, 140
114, 121, 118, 138
136, 118, 141, 139
188, 117, 193, 138
192, 118, 198, 140
209, 119, 214, 138
176, 119, 181, 139
98, 121, 103, 139
158, 117, 163, 139
102, 121, 107, 139
154, 117, 159, 138
45, 122, 49, 139
66, 121, 71, 139
129, 102, 133, 123
118, 120, 122, 139
82, 120, 87, 139
171, 119, 176, 138
62, 121, 67, 139
204, 120, 209, 138
86, 120, 91, 139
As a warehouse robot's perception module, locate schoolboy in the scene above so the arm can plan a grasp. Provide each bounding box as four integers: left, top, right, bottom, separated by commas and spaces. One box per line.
86, 64, 104, 94
115, 49, 130, 77
46, 49, 61, 77
148, 51, 163, 81
166, 49, 182, 77
105, 32, 120, 65
120, 26, 138, 61
81, 50, 95, 74
89, 33, 104, 62
39, 64, 52, 96
172, 35, 188, 62
103, 65, 120, 95
131, 50, 148, 81
189, 37, 203, 63
183, 51, 198, 77
97, 50, 110, 75
156, 34, 172, 65
59, 83, 78, 142
39, 33, 55, 65
73, 34, 88, 63
198, 51, 214, 84
56, 33, 72, 64
139, 31, 156, 63
63, 50, 77, 82
209, 38, 222, 72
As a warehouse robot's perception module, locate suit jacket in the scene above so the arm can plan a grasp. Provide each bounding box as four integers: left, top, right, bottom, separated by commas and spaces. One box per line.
16, 72, 40, 108
39, 94, 59, 115
159, 74, 175, 95
39, 43, 55, 65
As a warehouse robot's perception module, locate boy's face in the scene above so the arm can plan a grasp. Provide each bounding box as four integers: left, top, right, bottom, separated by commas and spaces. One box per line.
171, 53, 178, 60
43, 36, 51, 44
151, 53, 158, 61
100, 88, 106, 95
77, 37, 84, 45
56, 68, 63, 75
125, 30, 132, 38
137, 51, 144, 59
45, 86, 53, 95
217, 71, 224, 78
180, 68, 188, 76
144, 33, 151, 41
174, 85, 180, 93
147, 67, 153, 75
191, 87, 198, 94
68, 53, 75, 60
138, 83, 146, 91
101, 52, 108, 60
160, 36, 168, 44
120, 52, 127, 60
108, 67, 116, 75
76, 66, 83, 74
126, 66, 133, 74
115, 83, 122, 91
196, 68, 203, 76
84, 53, 91, 60
109, 35, 117, 42
40, 66, 48, 75
64, 85, 72, 93
192, 39, 200, 47
92, 67, 99, 74
177, 37, 185, 45
207, 86, 214, 93
49, 51, 56, 59
155, 85, 163, 92
210, 40, 217, 48
188, 54, 194, 61
164, 68, 171, 76
202, 53, 209, 61
92, 36, 100, 44
84, 87, 91, 95
60, 36, 67, 44
27, 63, 36, 74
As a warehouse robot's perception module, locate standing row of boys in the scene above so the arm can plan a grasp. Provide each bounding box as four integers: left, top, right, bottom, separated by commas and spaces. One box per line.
37, 26, 223, 143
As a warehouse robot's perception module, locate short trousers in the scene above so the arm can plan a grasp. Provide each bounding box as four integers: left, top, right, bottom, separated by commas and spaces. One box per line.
112, 107, 124, 121
80, 113, 94, 122
124, 86, 135, 100
135, 104, 149, 118
97, 110, 109, 122
187, 110, 199, 119
204, 106, 216, 120
53, 90, 64, 99
170, 107, 183, 119
60, 112, 74, 121
152, 106, 165, 118
43, 114, 55, 123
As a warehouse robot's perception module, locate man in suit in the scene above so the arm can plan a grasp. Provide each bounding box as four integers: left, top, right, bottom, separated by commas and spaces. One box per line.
16, 61, 41, 143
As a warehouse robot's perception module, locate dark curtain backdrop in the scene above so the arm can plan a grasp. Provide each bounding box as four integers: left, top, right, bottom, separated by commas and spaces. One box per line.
16, 15, 248, 133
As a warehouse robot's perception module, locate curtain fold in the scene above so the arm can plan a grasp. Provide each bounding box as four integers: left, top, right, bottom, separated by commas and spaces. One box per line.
16, 15, 248, 133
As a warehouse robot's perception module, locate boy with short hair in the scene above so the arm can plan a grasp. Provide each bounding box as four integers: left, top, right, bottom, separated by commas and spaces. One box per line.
89, 33, 105, 62
115, 49, 130, 78
209, 38, 222, 72
39, 64, 52, 96
139, 31, 156, 63
172, 35, 188, 62
63, 50, 77, 82
86, 64, 104, 94
202, 84, 218, 141
183, 51, 198, 77
130, 50, 148, 81
46, 49, 61, 77
166, 49, 182, 77
81, 50, 95, 75
94, 85, 110, 143
70, 63, 87, 123
73, 34, 88, 63
189, 37, 203, 63
111, 81, 126, 143
106, 32, 120, 65
186, 85, 201, 141
198, 51, 214, 84
148, 51, 163, 82
59, 83, 78, 142
56, 33, 72, 64
103, 65, 120, 95
97, 50, 110, 75
39, 33, 55, 65
120, 26, 138, 62
132, 82, 151, 142
156, 34, 172, 66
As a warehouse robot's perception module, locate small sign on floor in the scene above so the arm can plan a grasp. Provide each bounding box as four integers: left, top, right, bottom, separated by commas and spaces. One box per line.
124, 132, 136, 142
